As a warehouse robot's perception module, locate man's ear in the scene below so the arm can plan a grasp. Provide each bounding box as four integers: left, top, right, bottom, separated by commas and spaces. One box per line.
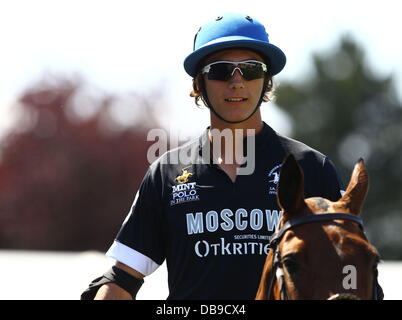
277, 154, 306, 214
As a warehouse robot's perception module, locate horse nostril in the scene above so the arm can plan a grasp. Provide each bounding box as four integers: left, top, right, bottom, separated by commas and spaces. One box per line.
328, 293, 360, 300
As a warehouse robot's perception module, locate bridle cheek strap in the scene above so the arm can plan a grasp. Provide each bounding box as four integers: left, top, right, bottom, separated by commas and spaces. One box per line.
267, 245, 289, 300
276, 265, 288, 300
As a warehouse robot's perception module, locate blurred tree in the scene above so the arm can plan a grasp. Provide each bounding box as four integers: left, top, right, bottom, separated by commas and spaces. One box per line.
275, 35, 402, 259
0, 76, 164, 252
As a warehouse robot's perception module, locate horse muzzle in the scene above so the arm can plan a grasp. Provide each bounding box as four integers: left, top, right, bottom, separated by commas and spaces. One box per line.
328, 293, 360, 300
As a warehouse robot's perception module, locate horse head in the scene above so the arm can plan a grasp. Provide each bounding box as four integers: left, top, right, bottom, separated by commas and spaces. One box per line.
256, 154, 381, 300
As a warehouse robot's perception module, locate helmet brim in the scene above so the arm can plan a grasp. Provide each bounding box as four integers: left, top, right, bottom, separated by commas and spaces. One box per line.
184, 36, 286, 78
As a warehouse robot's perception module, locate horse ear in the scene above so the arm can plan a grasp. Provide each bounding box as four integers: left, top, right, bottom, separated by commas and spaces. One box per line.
339, 158, 369, 215
277, 154, 306, 215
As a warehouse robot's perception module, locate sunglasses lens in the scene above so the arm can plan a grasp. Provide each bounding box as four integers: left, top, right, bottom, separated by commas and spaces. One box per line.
206, 62, 265, 81
240, 63, 265, 80
207, 63, 233, 81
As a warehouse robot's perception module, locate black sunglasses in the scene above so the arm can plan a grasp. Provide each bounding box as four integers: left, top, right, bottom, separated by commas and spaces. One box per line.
201, 60, 267, 81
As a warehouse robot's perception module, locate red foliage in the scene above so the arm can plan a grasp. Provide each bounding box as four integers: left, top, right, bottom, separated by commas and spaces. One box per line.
0, 77, 162, 251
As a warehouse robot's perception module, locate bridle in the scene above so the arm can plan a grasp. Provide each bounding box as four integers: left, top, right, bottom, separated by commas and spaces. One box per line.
266, 213, 380, 300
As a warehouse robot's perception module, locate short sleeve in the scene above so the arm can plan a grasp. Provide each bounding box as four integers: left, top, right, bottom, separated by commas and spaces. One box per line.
106, 167, 166, 276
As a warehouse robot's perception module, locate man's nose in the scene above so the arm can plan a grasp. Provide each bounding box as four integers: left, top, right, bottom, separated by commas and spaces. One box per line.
229, 68, 245, 89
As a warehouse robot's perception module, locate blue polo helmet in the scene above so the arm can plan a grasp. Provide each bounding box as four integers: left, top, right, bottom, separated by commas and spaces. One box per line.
184, 13, 286, 77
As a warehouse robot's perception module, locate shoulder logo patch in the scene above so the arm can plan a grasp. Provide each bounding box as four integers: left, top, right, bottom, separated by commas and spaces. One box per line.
268, 164, 282, 195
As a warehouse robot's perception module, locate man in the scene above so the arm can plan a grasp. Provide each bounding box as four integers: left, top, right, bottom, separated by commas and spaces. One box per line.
81, 12, 343, 300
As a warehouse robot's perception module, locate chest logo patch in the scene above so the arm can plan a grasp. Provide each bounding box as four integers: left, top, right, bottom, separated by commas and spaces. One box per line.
171, 167, 199, 206
175, 166, 194, 184
268, 164, 282, 195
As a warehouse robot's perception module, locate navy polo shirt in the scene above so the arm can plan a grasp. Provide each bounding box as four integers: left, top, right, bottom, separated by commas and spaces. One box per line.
106, 122, 343, 299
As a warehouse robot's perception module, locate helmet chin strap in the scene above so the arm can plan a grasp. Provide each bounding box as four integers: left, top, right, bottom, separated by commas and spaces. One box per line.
201, 87, 265, 124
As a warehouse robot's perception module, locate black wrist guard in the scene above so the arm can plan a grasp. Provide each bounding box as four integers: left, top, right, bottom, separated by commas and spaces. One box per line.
80, 265, 144, 300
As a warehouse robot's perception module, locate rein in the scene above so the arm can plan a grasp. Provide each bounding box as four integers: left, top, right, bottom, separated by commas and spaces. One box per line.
266, 213, 365, 300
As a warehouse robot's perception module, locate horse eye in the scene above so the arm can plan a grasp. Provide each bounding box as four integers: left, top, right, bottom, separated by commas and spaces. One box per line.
282, 255, 299, 274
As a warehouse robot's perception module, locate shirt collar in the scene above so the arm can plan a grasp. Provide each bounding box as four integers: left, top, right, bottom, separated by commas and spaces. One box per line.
198, 121, 275, 156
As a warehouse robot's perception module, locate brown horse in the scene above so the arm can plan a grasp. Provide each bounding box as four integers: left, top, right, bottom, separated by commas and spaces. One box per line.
256, 154, 382, 300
